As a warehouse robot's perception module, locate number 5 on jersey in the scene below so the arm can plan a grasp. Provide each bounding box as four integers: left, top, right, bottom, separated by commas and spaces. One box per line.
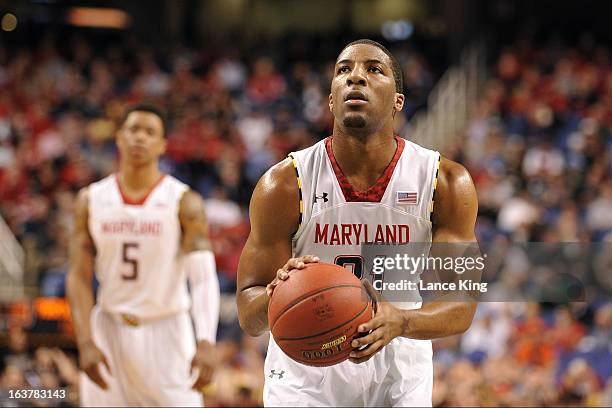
122, 242, 139, 280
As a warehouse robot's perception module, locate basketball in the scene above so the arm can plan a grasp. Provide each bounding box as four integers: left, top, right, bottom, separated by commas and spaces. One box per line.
268, 262, 374, 367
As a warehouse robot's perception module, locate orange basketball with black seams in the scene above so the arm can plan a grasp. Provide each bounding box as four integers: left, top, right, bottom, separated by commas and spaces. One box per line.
268, 262, 374, 367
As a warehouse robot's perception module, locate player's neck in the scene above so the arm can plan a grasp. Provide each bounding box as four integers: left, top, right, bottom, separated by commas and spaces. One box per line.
118, 161, 162, 192
330, 127, 397, 190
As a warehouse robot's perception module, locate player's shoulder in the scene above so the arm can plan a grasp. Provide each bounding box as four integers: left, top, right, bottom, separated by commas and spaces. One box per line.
435, 157, 477, 211
438, 157, 473, 189
75, 186, 90, 209
258, 157, 298, 198
249, 157, 300, 231
250, 157, 300, 217
178, 188, 206, 216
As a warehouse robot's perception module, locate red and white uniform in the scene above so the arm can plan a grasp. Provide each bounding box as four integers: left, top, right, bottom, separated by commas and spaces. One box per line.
264, 136, 439, 407
81, 174, 202, 407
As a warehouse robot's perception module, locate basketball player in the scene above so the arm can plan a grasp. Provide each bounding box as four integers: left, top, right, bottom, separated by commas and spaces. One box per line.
236, 39, 478, 406
67, 104, 220, 406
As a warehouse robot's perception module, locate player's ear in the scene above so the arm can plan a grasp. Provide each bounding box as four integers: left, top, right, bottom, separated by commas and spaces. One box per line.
393, 93, 405, 113
328, 93, 333, 112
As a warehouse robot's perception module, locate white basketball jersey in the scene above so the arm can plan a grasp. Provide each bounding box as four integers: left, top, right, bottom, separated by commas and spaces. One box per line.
290, 135, 440, 310
88, 174, 190, 320
263, 136, 439, 401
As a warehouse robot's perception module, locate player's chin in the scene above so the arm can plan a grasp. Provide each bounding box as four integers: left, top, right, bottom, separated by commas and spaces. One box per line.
130, 155, 153, 166
342, 113, 368, 129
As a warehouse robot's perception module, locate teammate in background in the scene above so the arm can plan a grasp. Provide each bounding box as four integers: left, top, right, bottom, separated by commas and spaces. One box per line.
67, 104, 220, 406
236, 39, 478, 406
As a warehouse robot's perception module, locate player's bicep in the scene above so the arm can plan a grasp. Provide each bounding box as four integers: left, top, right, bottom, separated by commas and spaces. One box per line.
237, 159, 299, 291
431, 159, 480, 300
432, 158, 478, 243
179, 190, 212, 253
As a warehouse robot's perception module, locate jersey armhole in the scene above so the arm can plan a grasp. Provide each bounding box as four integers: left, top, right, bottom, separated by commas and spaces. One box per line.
429, 153, 441, 223
287, 153, 304, 238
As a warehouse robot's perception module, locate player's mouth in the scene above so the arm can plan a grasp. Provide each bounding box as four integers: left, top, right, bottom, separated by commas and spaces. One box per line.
129, 146, 147, 155
344, 90, 369, 106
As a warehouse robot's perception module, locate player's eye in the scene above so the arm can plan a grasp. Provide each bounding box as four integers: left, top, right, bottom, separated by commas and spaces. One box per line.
337, 66, 350, 74
368, 66, 382, 73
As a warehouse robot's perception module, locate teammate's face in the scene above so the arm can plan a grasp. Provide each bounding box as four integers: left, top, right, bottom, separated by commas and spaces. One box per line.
116, 111, 166, 165
329, 44, 404, 134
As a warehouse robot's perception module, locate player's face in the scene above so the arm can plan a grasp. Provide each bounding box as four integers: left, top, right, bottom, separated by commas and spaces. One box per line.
117, 111, 166, 165
329, 44, 404, 134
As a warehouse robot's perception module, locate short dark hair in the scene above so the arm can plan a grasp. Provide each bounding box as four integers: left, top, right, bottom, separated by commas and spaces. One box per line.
121, 103, 167, 137
340, 39, 403, 93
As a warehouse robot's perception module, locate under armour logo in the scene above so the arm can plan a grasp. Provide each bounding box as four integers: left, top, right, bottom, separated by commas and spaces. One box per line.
314, 192, 329, 203
268, 369, 285, 379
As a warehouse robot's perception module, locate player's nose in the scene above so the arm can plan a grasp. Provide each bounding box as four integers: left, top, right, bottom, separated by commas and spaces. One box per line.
346, 65, 366, 87
132, 130, 148, 143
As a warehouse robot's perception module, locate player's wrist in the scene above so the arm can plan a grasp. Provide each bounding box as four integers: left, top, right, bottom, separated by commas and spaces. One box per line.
397, 309, 414, 338
196, 339, 215, 349
77, 338, 95, 350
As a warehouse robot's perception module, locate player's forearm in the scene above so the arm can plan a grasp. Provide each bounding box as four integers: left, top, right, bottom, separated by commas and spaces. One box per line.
400, 300, 476, 339
237, 286, 270, 336
186, 250, 220, 343
66, 271, 95, 347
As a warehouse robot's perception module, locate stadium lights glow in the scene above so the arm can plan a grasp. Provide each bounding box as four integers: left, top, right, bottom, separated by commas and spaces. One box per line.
381, 20, 413, 41
66, 7, 131, 29
1, 13, 18, 32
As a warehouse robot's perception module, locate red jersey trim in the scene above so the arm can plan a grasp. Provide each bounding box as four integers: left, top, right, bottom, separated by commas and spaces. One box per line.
115, 173, 166, 206
325, 136, 405, 203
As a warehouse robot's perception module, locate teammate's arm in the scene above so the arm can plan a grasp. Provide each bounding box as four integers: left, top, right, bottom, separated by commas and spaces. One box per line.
178, 190, 219, 390
66, 187, 111, 389
350, 158, 478, 363
236, 159, 319, 337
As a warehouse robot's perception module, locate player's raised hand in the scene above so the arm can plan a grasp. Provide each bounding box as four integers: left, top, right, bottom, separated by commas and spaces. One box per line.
78, 340, 111, 389
266, 255, 320, 297
349, 279, 406, 364
191, 340, 217, 391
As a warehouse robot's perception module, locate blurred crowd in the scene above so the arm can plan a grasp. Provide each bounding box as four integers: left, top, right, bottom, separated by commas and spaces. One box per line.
433, 39, 612, 406
1, 32, 611, 406
457, 39, 611, 244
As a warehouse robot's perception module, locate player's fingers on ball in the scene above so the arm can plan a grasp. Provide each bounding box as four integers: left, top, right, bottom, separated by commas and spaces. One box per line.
362, 279, 382, 302
302, 255, 320, 263
349, 343, 374, 359
349, 340, 383, 362
350, 350, 379, 364
349, 354, 373, 364
277, 268, 289, 280
351, 329, 382, 348
348, 352, 373, 364
287, 258, 305, 269
283, 258, 296, 269
358, 316, 383, 333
